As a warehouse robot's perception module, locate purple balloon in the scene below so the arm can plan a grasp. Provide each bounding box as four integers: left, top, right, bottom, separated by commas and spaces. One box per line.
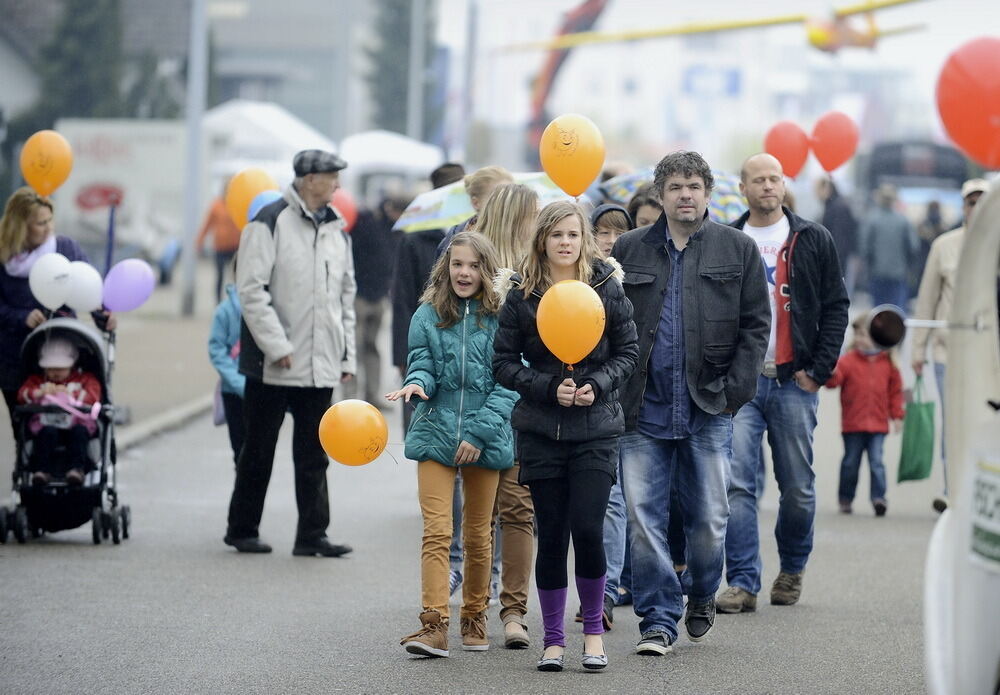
103, 258, 156, 312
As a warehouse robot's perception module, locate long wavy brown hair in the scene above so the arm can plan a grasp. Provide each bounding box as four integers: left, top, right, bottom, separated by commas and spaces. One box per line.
518, 201, 599, 297
420, 231, 502, 328
0, 187, 53, 263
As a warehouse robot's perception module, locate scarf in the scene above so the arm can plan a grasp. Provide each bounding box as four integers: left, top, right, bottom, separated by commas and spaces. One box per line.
4, 235, 56, 277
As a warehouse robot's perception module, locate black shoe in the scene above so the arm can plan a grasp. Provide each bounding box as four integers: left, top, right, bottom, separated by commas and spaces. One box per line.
224, 535, 272, 553
602, 594, 615, 631
635, 630, 673, 655
292, 537, 352, 557
685, 598, 716, 642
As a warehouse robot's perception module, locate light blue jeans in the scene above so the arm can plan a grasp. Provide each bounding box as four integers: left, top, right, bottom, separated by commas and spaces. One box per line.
621, 416, 732, 640
602, 459, 627, 603
725, 375, 819, 595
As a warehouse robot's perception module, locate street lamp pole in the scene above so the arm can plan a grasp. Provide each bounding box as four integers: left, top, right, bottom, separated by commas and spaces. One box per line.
406, 0, 427, 141
181, 0, 208, 316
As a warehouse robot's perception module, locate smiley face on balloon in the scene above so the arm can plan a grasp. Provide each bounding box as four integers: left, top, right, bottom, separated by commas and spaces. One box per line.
554, 127, 579, 156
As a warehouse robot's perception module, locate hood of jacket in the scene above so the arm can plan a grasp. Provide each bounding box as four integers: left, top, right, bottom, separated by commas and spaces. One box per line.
493, 257, 624, 302
590, 203, 632, 229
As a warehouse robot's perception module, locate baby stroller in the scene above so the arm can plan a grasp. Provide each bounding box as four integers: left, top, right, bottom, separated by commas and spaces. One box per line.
0, 317, 130, 545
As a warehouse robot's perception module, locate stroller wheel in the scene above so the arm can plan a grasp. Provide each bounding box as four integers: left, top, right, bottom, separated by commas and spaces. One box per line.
0, 506, 9, 544
120, 506, 131, 540
102, 512, 111, 540
13, 507, 29, 544
91, 507, 102, 545
110, 509, 121, 545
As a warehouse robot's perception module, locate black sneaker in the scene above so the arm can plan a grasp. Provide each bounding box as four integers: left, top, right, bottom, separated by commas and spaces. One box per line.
449, 569, 463, 596
635, 630, 673, 655
602, 594, 615, 631
684, 598, 716, 642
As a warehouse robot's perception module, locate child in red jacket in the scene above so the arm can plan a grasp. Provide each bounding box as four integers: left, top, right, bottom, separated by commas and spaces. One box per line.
825, 316, 904, 516
17, 338, 102, 486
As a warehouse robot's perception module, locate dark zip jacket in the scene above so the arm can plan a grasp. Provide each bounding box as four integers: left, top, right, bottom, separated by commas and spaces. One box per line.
731, 206, 849, 385
611, 214, 771, 429
492, 258, 639, 442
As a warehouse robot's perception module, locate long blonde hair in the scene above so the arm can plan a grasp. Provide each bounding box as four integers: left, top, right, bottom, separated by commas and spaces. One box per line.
0, 188, 53, 263
464, 166, 513, 204
519, 201, 599, 297
476, 183, 539, 271
420, 231, 502, 328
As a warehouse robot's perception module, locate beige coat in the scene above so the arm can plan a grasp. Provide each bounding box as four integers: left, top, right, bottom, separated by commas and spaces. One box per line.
912, 226, 964, 365
237, 185, 357, 387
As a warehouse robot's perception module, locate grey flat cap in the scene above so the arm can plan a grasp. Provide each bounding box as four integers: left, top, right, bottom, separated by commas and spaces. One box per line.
293, 149, 347, 176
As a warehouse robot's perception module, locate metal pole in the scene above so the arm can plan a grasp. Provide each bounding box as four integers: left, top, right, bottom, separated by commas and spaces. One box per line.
181, 0, 208, 316
406, 0, 427, 141
459, 0, 478, 162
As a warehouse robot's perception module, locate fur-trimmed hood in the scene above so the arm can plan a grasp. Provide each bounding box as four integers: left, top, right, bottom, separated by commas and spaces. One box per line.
493, 256, 624, 303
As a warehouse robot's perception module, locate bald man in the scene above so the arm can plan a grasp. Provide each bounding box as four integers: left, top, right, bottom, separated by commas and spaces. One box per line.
719, 153, 849, 612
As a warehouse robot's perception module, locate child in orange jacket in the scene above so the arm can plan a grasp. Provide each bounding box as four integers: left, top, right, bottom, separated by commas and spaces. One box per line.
825, 316, 904, 516
17, 338, 102, 486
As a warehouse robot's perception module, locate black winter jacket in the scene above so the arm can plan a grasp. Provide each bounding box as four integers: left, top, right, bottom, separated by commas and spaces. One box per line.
492, 259, 639, 442
611, 214, 771, 428
391, 228, 446, 367
731, 206, 849, 384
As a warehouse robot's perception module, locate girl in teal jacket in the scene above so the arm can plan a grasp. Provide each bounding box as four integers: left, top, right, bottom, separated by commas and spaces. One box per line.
387, 231, 516, 659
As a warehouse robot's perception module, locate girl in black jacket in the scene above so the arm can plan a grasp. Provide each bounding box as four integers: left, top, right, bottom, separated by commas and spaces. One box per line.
493, 201, 639, 671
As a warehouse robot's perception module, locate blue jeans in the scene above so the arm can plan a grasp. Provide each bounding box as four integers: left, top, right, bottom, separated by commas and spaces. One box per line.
620, 416, 732, 640
934, 361, 948, 495
602, 459, 628, 603
869, 276, 909, 311
839, 432, 887, 503
726, 375, 819, 595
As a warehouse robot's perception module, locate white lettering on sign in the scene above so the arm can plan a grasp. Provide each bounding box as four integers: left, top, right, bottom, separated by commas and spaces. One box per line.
971, 460, 1000, 574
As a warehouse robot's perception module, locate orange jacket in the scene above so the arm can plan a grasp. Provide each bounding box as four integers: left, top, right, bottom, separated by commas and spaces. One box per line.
196, 198, 242, 253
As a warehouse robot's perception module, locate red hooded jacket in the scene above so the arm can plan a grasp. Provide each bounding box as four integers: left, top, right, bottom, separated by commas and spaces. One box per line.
825, 349, 904, 434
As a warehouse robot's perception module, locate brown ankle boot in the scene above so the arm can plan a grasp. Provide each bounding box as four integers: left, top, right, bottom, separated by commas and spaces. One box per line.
400, 610, 449, 657
461, 611, 489, 651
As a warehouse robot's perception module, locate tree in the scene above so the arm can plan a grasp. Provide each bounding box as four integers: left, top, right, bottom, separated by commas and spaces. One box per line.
364, 0, 441, 141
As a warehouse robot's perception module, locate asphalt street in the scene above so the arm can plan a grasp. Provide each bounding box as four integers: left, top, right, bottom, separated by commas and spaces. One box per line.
0, 383, 942, 694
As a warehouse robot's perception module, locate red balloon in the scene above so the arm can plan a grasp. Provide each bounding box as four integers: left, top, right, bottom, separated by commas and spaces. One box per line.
936, 37, 1000, 169
810, 111, 859, 172
764, 122, 810, 178
331, 188, 358, 232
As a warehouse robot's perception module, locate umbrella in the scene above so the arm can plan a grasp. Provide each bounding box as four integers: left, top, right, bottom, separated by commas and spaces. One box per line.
600, 169, 748, 224
394, 172, 573, 233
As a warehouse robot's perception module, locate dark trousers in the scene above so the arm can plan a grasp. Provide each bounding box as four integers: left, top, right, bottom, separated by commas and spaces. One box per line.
214, 250, 237, 302
33, 425, 91, 476
226, 380, 333, 542
221, 391, 245, 466
3, 388, 17, 439
529, 469, 614, 589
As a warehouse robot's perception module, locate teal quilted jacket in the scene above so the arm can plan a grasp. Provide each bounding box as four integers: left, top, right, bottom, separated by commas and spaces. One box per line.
403, 299, 516, 470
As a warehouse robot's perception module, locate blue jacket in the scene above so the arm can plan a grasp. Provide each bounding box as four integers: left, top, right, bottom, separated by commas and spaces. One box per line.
209, 284, 245, 397
404, 299, 516, 470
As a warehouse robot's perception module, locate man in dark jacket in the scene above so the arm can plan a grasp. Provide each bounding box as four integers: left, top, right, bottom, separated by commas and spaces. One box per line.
347, 196, 405, 404
610, 151, 770, 655
815, 176, 858, 298
391, 163, 465, 430
718, 153, 849, 613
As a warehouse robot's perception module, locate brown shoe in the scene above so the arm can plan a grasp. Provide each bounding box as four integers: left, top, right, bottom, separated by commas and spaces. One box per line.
503, 620, 529, 649
461, 611, 489, 651
771, 572, 804, 606
400, 610, 449, 657
30, 471, 51, 486
716, 586, 757, 613
65, 469, 84, 486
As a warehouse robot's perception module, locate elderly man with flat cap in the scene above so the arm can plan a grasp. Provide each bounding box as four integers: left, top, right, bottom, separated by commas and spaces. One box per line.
225, 149, 357, 557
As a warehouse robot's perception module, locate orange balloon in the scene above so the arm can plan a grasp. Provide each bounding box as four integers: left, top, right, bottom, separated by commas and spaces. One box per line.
20, 130, 73, 196
331, 188, 358, 231
225, 168, 279, 229
318, 399, 388, 466
537, 280, 606, 365
936, 37, 1000, 169
539, 114, 605, 197
810, 111, 859, 172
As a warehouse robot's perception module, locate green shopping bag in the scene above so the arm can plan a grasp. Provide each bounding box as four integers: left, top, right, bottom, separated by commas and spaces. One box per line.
898, 376, 935, 482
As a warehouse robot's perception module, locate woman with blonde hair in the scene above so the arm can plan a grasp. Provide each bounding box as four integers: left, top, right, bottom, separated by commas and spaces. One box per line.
493, 200, 639, 671
436, 166, 514, 256
0, 188, 115, 435
476, 183, 539, 271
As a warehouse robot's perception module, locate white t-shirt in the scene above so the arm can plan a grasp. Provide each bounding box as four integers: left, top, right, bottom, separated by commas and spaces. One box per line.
743, 216, 790, 363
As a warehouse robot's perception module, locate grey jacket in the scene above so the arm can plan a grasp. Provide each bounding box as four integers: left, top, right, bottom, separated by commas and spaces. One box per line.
610, 214, 770, 428
860, 206, 918, 281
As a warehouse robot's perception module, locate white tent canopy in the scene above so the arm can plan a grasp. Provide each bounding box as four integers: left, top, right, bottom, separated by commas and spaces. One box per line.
338, 130, 443, 177
204, 99, 338, 187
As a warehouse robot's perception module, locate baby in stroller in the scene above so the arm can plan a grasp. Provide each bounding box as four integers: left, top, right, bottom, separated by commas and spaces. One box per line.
16, 337, 102, 486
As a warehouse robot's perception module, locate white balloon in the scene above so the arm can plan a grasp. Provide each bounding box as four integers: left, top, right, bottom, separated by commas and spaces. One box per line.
27, 252, 71, 311
65, 261, 104, 313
